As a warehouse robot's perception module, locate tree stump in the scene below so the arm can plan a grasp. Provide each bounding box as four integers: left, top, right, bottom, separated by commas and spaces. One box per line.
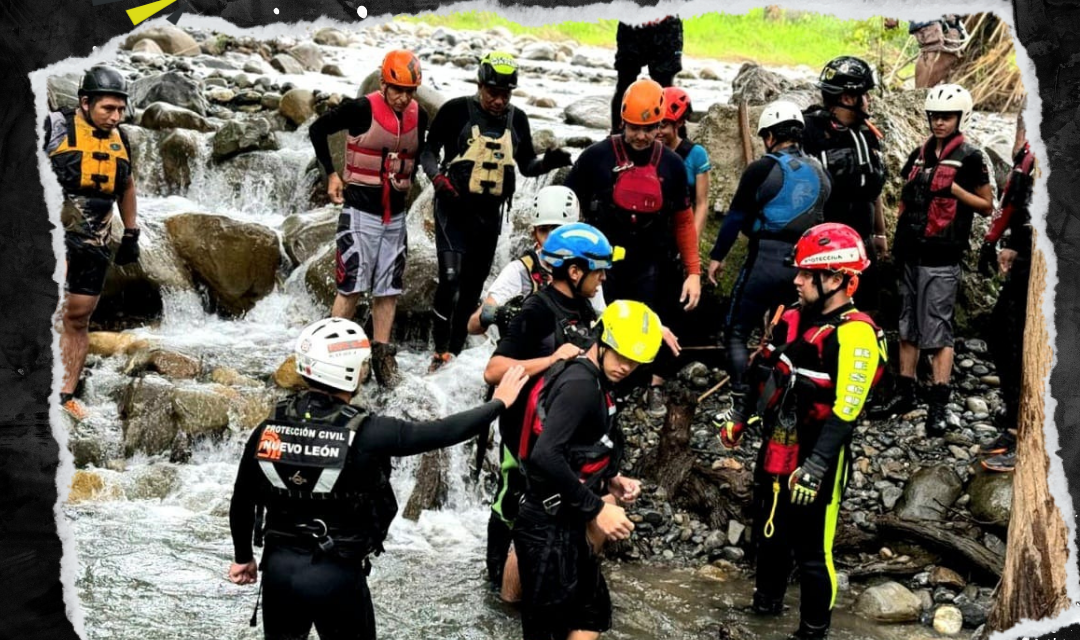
984, 246, 1072, 632
402, 449, 448, 521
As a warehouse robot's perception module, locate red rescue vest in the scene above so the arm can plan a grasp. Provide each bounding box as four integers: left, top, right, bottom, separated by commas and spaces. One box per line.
342, 92, 419, 223
985, 142, 1035, 243
898, 133, 968, 238
610, 136, 664, 217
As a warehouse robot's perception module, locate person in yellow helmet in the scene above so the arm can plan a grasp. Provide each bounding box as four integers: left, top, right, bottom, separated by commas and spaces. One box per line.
309, 49, 428, 389
512, 299, 662, 640
45, 65, 141, 421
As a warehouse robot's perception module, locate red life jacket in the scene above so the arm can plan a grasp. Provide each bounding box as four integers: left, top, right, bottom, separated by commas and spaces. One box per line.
985, 142, 1035, 243
517, 359, 618, 488
611, 136, 664, 217
898, 133, 968, 238
342, 92, 419, 223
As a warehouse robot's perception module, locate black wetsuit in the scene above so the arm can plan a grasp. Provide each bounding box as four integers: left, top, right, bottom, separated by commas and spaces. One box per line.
610, 17, 683, 133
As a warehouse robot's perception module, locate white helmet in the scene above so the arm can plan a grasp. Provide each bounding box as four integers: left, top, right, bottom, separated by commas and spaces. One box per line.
294, 318, 371, 393
924, 84, 973, 132
530, 185, 580, 228
757, 100, 805, 135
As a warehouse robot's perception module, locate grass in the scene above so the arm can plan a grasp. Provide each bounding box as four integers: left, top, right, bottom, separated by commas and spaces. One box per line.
397, 10, 912, 70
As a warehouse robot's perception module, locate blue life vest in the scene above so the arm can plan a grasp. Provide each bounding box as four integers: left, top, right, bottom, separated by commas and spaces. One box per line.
753, 149, 827, 242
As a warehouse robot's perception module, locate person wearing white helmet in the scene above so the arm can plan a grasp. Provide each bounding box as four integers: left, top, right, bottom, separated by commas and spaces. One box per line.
706, 100, 832, 423
466, 185, 605, 337
881, 83, 993, 435
227, 317, 528, 640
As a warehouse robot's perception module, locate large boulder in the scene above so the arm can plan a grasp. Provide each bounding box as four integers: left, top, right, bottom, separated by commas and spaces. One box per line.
140, 102, 215, 132
729, 63, 792, 106
894, 465, 964, 521
313, 27, 349, 47
130, 71, 209, 116
131, 39, 165, 56
165, 213, 281, 316
160, 128, 202, 191
87, 332, 152, 357
123, 25, 200, 56
270, 53, 305, 75
46, 73, 81, 112
288, 42, 325, 72
279, 88, 316, 126
853, 581, 923, 622
281, 207, 337, 266
563, 95, 611, 131
120, 375, 178, 456
171, 385, 231, 437
211, 118, 278, 161
967, 472, 1013, 526
97, 217, 194, 324
124, 348, 202, 379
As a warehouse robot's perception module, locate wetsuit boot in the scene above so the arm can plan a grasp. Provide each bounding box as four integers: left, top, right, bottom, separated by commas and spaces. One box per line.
370, 342, 401, 388
868, 375, 916, 419
787, 620, 829, 639
925, 383, 951, 437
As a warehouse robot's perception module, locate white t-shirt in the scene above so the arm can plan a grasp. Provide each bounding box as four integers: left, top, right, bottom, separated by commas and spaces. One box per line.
485, 258, 606, 313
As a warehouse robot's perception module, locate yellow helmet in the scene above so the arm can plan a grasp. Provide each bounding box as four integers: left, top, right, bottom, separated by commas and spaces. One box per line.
596, 300, 663, 364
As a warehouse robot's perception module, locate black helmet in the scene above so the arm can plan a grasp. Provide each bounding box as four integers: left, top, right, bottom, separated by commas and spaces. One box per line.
816, 56, 877, 96
478, 52, 519, 90
79, 66, 129, 100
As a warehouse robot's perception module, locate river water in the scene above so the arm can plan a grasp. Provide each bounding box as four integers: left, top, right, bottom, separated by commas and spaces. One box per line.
61, 23, 946, 640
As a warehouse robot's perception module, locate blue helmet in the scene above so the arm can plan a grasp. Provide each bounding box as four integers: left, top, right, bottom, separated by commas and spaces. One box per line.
539, 222, 623, 271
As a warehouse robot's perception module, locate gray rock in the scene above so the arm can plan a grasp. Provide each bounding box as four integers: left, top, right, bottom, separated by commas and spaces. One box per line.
854, 581, 922, 622
933, 586, 956, 603
279, 88, 316, 126
894, 465, 963, 521
287, 42, 325, 72
520, 42, 557, 61
915, 589, 934, 611
160, 129, 201, 191
207, 87, 236, 104
722, 546, 745, 562
933, 605, 964, 635
956, 600, 988, 628
270, 53, 305, 75
243, 60, 267, 74
965, 397, 989, 414
211, 118, 278, 160
122, 25, 199, 56
132, 39, 165, 55
46, 73, 82, 111
729, 62, 789, 106
881, 486, 903, 510
963, 338, 988, 354
968, 472, 1013, 526
563, 95, 611, 131
126, 463, 181, 500
727, 520, 745, 546
260, 92, 282, 111
313, 27, 349, 47
321, 64, 345, 77
171, 386, 231, 436
121, 376, 178, 456
131, 71, 209, 116
280, 208, 337, 265
140, 102, 214, 132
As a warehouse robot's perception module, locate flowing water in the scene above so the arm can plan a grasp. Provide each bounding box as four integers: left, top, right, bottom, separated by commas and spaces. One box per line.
63, 27, 936, 640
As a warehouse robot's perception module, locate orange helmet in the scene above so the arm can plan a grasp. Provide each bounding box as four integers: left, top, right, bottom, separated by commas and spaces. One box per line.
381, 50, 422, 88
663, 86, 692, 123
621, 79, 666, 126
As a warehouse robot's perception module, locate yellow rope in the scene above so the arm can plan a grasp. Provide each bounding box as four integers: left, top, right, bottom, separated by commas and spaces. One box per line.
764, 477, 781, 539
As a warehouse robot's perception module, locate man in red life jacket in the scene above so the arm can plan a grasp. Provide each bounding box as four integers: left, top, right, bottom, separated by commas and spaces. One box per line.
717, 223, 887, 640
875, 84, 994, 434
309, 50, 428, 389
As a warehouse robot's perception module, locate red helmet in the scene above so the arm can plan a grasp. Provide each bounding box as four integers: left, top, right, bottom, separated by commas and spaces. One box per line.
663, 86, 692, 123
790, 223, 870, 275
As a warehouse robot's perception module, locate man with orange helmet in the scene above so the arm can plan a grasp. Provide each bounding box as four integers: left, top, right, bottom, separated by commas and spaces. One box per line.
309, 49, 428, 389
716, 223, 886, 640
610, 16, 684, 135
565, 78, 701, 417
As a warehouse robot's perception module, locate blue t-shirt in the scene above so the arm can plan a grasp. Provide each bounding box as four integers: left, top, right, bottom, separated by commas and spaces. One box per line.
683, 143, 712, 188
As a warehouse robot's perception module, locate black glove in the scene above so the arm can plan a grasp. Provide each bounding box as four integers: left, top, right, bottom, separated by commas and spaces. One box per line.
494, 303, 521, 332
542, 147, 572, 171
114, 228, 141, 266
978, 241, 998, 278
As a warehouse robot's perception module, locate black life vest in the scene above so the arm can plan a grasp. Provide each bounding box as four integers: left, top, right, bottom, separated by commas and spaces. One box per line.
803, 109, 886, 207
253, 393, 397, 556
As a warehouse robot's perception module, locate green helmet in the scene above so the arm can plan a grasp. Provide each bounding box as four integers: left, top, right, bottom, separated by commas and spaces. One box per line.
478, 52, 519, 89
78, 65, 128, 100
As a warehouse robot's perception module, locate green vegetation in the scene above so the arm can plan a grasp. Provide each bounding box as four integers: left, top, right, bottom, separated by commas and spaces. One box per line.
398, 10, 911, 69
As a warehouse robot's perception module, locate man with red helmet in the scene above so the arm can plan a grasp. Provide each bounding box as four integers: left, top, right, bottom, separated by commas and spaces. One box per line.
716, 223, 886, 640
658, 86, 712, 239
309, 50, 428, 389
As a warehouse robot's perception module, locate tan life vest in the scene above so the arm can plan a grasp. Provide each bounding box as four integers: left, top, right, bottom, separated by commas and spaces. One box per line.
342, 91, 419, 193
447, 100, 516, 199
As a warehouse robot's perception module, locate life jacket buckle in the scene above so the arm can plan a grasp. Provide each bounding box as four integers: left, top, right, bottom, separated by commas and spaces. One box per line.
541, 494, 562, 516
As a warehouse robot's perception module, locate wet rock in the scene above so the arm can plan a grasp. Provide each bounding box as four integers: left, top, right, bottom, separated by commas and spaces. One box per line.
98, 218, 194, 321
165, 213, 281, 316
854, 581, 922, 622
274, 355, 307, 390
722, 546, 745, 562
126, 463, 181, 500
70, 438, 105, 469
933, 586, 956, 603
321, 64, 345, 77
68, 470, 124, 503
962, 339, 988, 354
930, 566, 967, 590
244, 60, 267, 74
313, 27, 349, 47
123, 25, 199, 56
261, 92, 282, 111
980, 375, 1000, 387
46, 73, 81, 111
211, 118, 278, 160
967, 472, 1013, 526
288, 43, 325, 72
215, 385, 274, 430
881, 485, 903, 509
141, 102, 214, 132
956, 600, 988, 628
965, 397, 989, 414
270, 53, 305, 75
121, 375, 177, 456
894, 465, 963, 521
563, 95, 611, 131
281, 207, 337, 266
982, 532, 1006, 556
210, 367, 263, 389
160, 129, 201, 191
171, 386, 231, 437
695, 564, 729, 582
403, 450, 448, 520
279, 88, 316, 126
169, 431, 192, 464
131, 71, 209, 116
915, 589, 934, 611
207, 87, 236, 104
132, 39, 165, 55
125, 348, 201, 379
87, 331, 152, 357
933, 605, 964, 635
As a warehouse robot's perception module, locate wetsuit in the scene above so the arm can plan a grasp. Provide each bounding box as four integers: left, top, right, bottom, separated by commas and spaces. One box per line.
513, 357, 622, 640
229, 390, 506, 640
420, 95, 550, 356
44, 108, 133, 296
709, 147, 831, 396
741, 303, 885, 636
611, 17, 683, 133
485, 285, 598, 588
801, 108, 886, 310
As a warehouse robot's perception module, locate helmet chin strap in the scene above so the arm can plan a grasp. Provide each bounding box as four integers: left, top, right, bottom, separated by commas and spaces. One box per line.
806, 272, 847, 315
832, 100, 870, 122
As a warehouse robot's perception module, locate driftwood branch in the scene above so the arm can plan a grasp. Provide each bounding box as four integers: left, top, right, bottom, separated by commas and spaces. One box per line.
876, 514, 1004, 580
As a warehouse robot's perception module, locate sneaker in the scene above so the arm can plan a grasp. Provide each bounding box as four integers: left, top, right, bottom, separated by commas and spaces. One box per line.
868, 376, 916, 419
978, 432, 1016, 456
428, 352, 452, 374
370, 342, 401, 389
981, 451, 1016, 473
645, 385, 667, 418
60, 394, 89, 421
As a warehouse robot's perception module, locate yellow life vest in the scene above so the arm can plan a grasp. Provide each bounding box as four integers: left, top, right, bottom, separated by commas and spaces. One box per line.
48, 110, 131, 198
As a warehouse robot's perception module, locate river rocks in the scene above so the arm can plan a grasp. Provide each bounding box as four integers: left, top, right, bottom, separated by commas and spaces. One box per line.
130, 71, 209, 116
695, 564, 729, 582
313, 27, 349, 47
894, 465, 963, 521
160, 129, 201, 191
854, 581, 923, 622
99, 217, 195, 323
933, 605, 964, 635
165, 213, 281, 316
281, 208, 337, 266
171, 386, 231, 436
322, 64, 345, 77
563, 95, 611, 131
211, 118, 278, 160
274, 355, 307, 390
967, 472, 1013, 526
270, 53, 305, 75
729, 63, 789, 106
210, 367, 263, 389
125, 348, 201, 379
288, 42, 325, 72
140, 102, 214, 132
279, 88, 316, 126
87, 332, 151, 357
121, 375, 178, 456
68, 470, 124, 503
965, 397, 989, 414
520, 41, 558, 61
46, 73, 81, 111
126, 463, 181, 500
930, 566, 967, 590
124, 25, 200, 56
132, 38, 164, 56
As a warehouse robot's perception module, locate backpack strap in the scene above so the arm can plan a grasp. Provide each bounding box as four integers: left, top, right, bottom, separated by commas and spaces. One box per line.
648, 140, 663, 167
610, 135, 631, 169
